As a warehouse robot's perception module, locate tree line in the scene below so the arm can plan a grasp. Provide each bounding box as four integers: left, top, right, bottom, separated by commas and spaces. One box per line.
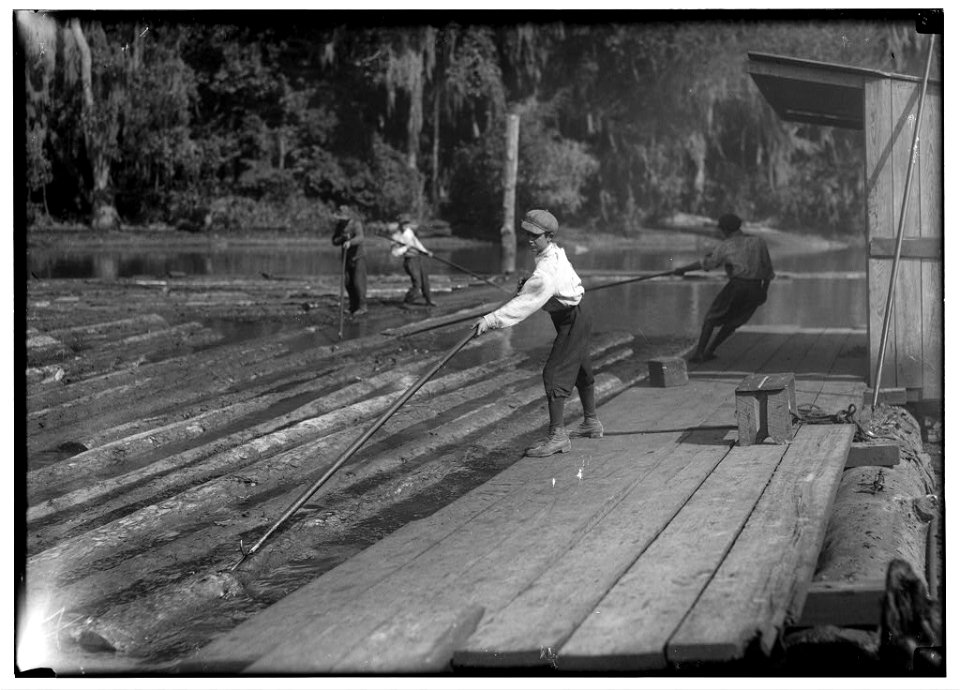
18, 10, 932, 237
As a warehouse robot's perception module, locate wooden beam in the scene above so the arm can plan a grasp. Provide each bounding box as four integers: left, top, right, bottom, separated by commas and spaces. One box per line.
647, 357, 688, 387
794, 579, 884, 628
869, 237, 942, 260
866, 77, 897, 391
747, 57, 868, 90
845, 442, 900, 469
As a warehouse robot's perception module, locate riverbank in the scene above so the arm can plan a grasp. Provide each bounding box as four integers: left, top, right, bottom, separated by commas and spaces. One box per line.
26, 214, 856, 257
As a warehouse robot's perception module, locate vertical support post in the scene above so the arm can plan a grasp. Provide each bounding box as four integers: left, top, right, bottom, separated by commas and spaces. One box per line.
871, 34, 936, 408
500, 109, 520, 275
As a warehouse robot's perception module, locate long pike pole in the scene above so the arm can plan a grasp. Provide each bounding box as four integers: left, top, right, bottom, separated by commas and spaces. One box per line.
587, 268, 678, 293
871, 34, 936, 409
229, 323, 480, 571
337, 247, 347, 340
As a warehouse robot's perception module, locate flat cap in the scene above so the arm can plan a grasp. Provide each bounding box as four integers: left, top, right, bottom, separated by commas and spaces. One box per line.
520, 209, 558, 235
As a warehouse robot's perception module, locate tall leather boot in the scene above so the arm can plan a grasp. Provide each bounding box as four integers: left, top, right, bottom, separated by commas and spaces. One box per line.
570, 384, 603, 438
525, 395, 571, 457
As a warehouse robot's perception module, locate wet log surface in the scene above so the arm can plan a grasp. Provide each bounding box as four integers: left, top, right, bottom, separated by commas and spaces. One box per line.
21, 268, 693, 671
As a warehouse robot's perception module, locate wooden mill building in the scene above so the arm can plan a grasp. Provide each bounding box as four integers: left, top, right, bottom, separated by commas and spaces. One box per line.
746, 51, 943, 403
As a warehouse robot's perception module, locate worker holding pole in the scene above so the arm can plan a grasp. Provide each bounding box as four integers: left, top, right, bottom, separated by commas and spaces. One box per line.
331, 204, 368, 316
673, 213, 774, 363
389, 215, 436, 307
473, 209, 602, 457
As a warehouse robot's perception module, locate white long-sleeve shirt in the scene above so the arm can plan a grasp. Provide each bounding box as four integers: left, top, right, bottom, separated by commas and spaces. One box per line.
482, 243, 584, 330
390, 228, 429, 258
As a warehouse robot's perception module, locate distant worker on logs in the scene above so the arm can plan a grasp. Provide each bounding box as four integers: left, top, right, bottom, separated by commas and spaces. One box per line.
389, 214, 436, 307
331, 204, 368, 316
473, 209, 603, 457
673, 212, 775, 363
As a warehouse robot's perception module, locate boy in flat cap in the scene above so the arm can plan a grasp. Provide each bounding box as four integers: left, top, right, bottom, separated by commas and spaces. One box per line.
473, 209, 602, 457
674, 213, 774, 362
389, 215, 436, 306
331, 204, 368, 316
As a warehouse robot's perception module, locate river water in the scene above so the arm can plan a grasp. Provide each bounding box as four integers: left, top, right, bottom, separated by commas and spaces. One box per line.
27, 240, 868, 344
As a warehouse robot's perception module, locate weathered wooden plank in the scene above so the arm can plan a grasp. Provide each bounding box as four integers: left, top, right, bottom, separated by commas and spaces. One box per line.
890, 80, 924, 390
454, 428, 736, 669
228, 382, 738, 673
919, 87, 943, 400
919, 259, 943, 400
865, 78, 897, 390
691, 329, 794, 382
795, 579, 885, 628
754, 326, 820, 377
554, 444, 788, 671
666, 423, 855, 663
868, 237, 942, 260
244, 458, 670, 672
333, 604, 486, 673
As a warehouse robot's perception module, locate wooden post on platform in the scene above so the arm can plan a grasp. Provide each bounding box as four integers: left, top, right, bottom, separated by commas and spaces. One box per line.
735, 373, 797, 445
647, 357, 688, 387
500, 109, 520, 275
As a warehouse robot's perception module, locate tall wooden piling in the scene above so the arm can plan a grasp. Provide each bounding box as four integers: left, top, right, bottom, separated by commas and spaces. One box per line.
500, 109, 520, 275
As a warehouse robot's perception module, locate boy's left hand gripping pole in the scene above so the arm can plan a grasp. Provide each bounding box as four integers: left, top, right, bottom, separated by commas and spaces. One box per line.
228, 322, 481, 571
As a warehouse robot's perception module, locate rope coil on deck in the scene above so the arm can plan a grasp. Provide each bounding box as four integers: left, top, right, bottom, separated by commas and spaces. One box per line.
793, 403, 871, 441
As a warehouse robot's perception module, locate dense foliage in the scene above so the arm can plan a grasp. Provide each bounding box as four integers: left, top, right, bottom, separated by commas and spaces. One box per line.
18, 11, 936, 237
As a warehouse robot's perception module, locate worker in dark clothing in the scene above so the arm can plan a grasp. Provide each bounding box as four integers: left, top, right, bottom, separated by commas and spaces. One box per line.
674, 213, 775, 362
473, 209, 602, 457
331, 204, 368, 316
389, 214, 435, 306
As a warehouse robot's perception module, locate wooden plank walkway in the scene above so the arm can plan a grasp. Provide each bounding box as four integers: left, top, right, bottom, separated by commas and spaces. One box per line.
189, 327, 867, 673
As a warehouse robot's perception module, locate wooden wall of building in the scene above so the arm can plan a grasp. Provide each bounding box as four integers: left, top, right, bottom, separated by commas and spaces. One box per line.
864, 78, 942, 401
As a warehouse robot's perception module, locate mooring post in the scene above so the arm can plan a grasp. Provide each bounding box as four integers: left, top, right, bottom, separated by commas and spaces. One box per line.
500, 109, 520, 275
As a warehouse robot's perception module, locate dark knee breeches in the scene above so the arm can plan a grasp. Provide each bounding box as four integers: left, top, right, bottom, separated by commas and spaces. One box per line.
543, 303, 594, 399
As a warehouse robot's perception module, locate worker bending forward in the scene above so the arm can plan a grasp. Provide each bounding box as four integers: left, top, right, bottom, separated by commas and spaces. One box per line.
674, 212, 774, 362
390, 215, 435, 306
474, 209, 602, 457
